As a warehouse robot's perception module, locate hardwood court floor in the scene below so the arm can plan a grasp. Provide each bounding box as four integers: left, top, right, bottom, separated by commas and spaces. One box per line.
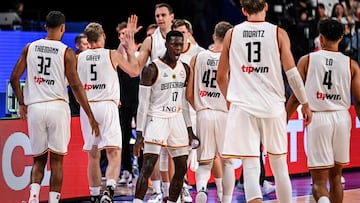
63, 168, 360, 203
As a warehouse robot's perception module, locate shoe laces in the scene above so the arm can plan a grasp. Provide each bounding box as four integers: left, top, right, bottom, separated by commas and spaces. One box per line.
149, 192, 162, 200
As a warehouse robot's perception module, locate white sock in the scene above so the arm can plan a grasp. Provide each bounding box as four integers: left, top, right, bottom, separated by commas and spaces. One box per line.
133, 198, 144, 203
162, 182, 170, 197
152, 180, 162, 193
222, 159, 235, 197
243, 158, 262, 201
106, 179, 117, 189
195, 163, 212, 192
318, 196, 331, 203
223, 195, 233, 203
49, 191, 60, 203
214, 178, 223, 200
89, 186, 101, 196
166, 200, 176, 203
29, 183, 40, 200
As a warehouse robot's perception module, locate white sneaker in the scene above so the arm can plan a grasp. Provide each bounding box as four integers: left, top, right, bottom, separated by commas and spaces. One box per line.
181, 187, 192, 203
236, 181, 244, 192
28, 198, 39, 203
119, 170, 132, 187
341, 176, 346, 184
261, 180, 276, 195
147, 192, 163, 203
195, 191, 207, 203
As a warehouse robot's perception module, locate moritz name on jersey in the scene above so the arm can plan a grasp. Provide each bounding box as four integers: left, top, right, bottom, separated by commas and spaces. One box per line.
243, 30, 265, 38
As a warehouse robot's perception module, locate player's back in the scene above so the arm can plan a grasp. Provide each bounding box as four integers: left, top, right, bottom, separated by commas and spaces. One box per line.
306, 50, 351, 111
77, 48, 120, 104
194, 50, 227, 112
228, 21, 285, 117
24, 39, 69, 105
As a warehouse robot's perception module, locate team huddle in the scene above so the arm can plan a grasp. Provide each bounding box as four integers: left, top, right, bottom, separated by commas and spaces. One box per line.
9, 0, 360, 203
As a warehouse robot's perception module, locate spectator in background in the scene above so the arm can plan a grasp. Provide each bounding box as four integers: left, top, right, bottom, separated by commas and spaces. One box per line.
68, 33, 89, 116
319, 0, 340, 17
331, 2, 355, 53
74, 33, 89, 54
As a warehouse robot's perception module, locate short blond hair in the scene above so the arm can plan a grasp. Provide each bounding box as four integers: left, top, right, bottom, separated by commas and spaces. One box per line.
84, 22, 104, 43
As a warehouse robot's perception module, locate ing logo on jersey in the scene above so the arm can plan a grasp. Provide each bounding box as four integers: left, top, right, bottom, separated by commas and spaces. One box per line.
241, 65, 269, 74
172, 74, 176, 79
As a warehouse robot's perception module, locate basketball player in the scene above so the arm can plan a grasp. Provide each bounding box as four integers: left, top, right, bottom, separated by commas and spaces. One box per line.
186, 21, 234, 203
217, 0, 312, 202
10, 11, 99, 203
134, 3, 175, 202
133, 30, 196, 203
77, 16, 140, 203
286, 19, 360, 203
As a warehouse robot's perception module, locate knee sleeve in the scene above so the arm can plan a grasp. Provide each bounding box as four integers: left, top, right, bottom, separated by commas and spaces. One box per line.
269, 154, 292, 203
222, 159, 235, 196
243, 158, 262, 201
159, 148, 169, 171
195, 162, 212, 192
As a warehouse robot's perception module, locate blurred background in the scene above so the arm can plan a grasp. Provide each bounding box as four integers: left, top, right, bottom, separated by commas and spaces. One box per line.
1, 0, 360, 117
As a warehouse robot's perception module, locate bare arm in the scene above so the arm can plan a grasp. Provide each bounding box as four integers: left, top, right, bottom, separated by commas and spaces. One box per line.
114, 16, 141, 77
285, 54, 309, 121
137, 36, 152, 69
278, 27, 296, 72
217, 29, 232, 108
10, 44, 29, 120
279, 27, 312, 125
65, 47, 99, 137
134, 64, 157, 157
350, 59, 360, 119
186, 54, 197, 109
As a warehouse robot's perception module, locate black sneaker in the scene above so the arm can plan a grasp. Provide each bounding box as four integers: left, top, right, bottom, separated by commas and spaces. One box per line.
100, 186, 114, 203
90, 195, 101, 203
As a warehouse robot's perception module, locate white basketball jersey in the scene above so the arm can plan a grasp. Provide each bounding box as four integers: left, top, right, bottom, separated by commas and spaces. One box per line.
77, 48, 120, 104
150, 27, 166, 61
148, 58, 187, 118
24, 39, 69, 105
228, 21, 285, 117
179, 43, 205, 65
193, 50, 228, 112
306, 50, 351, 111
